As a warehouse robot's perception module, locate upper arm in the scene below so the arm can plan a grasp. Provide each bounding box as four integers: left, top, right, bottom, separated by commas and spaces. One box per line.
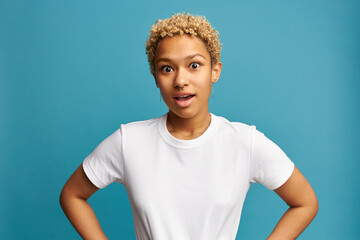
60, 164, 99, 202
274, 166, 318, 209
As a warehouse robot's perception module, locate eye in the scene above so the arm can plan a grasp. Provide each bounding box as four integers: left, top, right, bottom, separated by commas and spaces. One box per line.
190, 62, 200, 69
161, 66, 173, 72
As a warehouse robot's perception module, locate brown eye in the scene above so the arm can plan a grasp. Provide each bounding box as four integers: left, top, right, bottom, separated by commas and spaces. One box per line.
162, 66, 173, 72
190, 62, 200, 69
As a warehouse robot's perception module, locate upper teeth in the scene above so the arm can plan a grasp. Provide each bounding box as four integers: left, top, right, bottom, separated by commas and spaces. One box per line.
180, 95, 189, 98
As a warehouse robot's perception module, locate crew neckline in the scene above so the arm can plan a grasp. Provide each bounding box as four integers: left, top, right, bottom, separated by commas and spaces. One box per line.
158, 113, 218, 149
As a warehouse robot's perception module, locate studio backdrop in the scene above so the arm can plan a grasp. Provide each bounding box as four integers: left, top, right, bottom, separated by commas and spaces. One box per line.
1, 0, 359, 239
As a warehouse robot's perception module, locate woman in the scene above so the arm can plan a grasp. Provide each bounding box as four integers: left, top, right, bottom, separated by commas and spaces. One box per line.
60, 13, 318, 240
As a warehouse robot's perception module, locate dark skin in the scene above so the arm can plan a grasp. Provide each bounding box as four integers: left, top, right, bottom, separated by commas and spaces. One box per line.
269, 167, 318, 239
60, 34, 318, 240
59, 165, 318, 240
60, 165, 105, 240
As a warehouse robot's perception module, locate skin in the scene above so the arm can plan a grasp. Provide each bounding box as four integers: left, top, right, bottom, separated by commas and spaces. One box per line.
60, 34, 318, 239
269, 167, 319, 239
154, 35, 319, 239
154, 34, 222, 140
60, 165, 105, 240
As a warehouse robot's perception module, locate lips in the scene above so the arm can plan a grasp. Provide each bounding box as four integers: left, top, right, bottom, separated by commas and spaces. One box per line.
172, 93, 195, 107
173, 94, 195, 101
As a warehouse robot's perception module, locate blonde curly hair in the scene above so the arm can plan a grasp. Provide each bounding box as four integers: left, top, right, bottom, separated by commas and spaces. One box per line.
146, 13, 222, 75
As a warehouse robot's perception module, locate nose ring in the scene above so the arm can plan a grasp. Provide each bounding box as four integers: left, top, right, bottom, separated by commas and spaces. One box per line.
175, 85, 184, 90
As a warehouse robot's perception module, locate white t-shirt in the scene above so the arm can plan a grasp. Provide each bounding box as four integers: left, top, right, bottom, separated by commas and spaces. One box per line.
83, 113, 294, 240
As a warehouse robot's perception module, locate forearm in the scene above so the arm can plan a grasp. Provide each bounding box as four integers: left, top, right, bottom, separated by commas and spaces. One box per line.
267, 205, 318, 240
60, 195, 108, 240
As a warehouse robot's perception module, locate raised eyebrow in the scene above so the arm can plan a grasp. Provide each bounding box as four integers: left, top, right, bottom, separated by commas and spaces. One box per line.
156, 54, 206, 64
185, 53, 206, 60
156, 58, 172, 64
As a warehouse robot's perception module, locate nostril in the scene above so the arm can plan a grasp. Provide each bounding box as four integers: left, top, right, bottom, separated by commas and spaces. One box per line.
174, 85, 184, 90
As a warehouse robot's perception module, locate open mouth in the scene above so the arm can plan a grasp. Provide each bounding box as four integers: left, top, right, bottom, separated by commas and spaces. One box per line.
173, 94, 195, 101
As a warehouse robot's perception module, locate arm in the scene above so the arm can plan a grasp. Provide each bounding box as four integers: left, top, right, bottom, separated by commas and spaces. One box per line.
59, 164, 108, 240
267, 166, 319, 240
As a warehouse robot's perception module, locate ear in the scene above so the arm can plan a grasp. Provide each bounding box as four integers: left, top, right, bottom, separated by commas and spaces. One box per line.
211, 62, 222, 83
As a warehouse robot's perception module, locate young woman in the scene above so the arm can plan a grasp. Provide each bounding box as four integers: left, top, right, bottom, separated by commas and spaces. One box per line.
60, 13, 318, 240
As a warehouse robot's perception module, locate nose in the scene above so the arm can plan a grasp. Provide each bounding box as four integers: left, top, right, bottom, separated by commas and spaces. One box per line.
173, 68, 189, 90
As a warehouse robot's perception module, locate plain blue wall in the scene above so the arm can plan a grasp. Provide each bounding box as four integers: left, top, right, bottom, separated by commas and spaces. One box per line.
1, 0, 359, 239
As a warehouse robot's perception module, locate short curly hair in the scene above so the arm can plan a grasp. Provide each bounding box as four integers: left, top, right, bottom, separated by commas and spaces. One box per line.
146, 13, 222, 75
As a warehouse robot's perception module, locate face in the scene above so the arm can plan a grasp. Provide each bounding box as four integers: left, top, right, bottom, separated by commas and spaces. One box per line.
154, 34, 222, 120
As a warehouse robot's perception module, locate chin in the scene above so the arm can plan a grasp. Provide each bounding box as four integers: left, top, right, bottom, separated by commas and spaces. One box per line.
168, 107, 208, 120
168, 109, 192, 119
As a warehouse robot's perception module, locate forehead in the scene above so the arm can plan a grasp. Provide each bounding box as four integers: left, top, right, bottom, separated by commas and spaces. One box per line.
155, 34, 210, 61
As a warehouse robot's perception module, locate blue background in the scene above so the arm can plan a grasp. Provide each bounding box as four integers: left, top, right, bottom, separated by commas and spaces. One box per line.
1, 0, 359, 239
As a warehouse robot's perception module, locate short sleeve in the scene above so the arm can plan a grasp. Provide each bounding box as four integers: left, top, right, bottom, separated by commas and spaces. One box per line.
82, 128, 124, 188
249, 126, 294, 190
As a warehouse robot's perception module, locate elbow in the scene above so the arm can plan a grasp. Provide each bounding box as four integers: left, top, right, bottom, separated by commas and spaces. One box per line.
311, 188, 319, 216
307, 200, 319, 225
59, 187, 66, 209
305, 186, 319, 220
306, 193, 319, 221
291, 193, 319, 221
312, 196, 319, 218
59, 185, 71, 210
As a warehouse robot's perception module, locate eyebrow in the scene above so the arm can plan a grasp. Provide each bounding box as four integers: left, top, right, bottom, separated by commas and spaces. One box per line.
156, 53, 206, 64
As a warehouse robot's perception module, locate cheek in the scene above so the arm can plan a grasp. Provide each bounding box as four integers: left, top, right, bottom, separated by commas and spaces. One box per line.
158, 82, 173, 99
196, 74, 213, 90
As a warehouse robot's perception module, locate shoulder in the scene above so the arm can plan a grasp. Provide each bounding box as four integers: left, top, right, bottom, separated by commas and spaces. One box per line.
120, 115, 164, 135
213, 114, 255, 137
122, 116, 161, 127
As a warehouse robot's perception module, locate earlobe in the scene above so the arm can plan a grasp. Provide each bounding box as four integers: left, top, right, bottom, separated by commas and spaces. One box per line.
212, 62, 222, 83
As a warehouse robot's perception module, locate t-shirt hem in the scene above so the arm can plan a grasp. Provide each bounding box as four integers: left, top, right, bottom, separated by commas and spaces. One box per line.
267, 162, 295, 190
82, 161, 107, 189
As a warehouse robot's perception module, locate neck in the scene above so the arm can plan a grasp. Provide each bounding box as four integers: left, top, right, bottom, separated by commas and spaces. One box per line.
166, 109, 212, 140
